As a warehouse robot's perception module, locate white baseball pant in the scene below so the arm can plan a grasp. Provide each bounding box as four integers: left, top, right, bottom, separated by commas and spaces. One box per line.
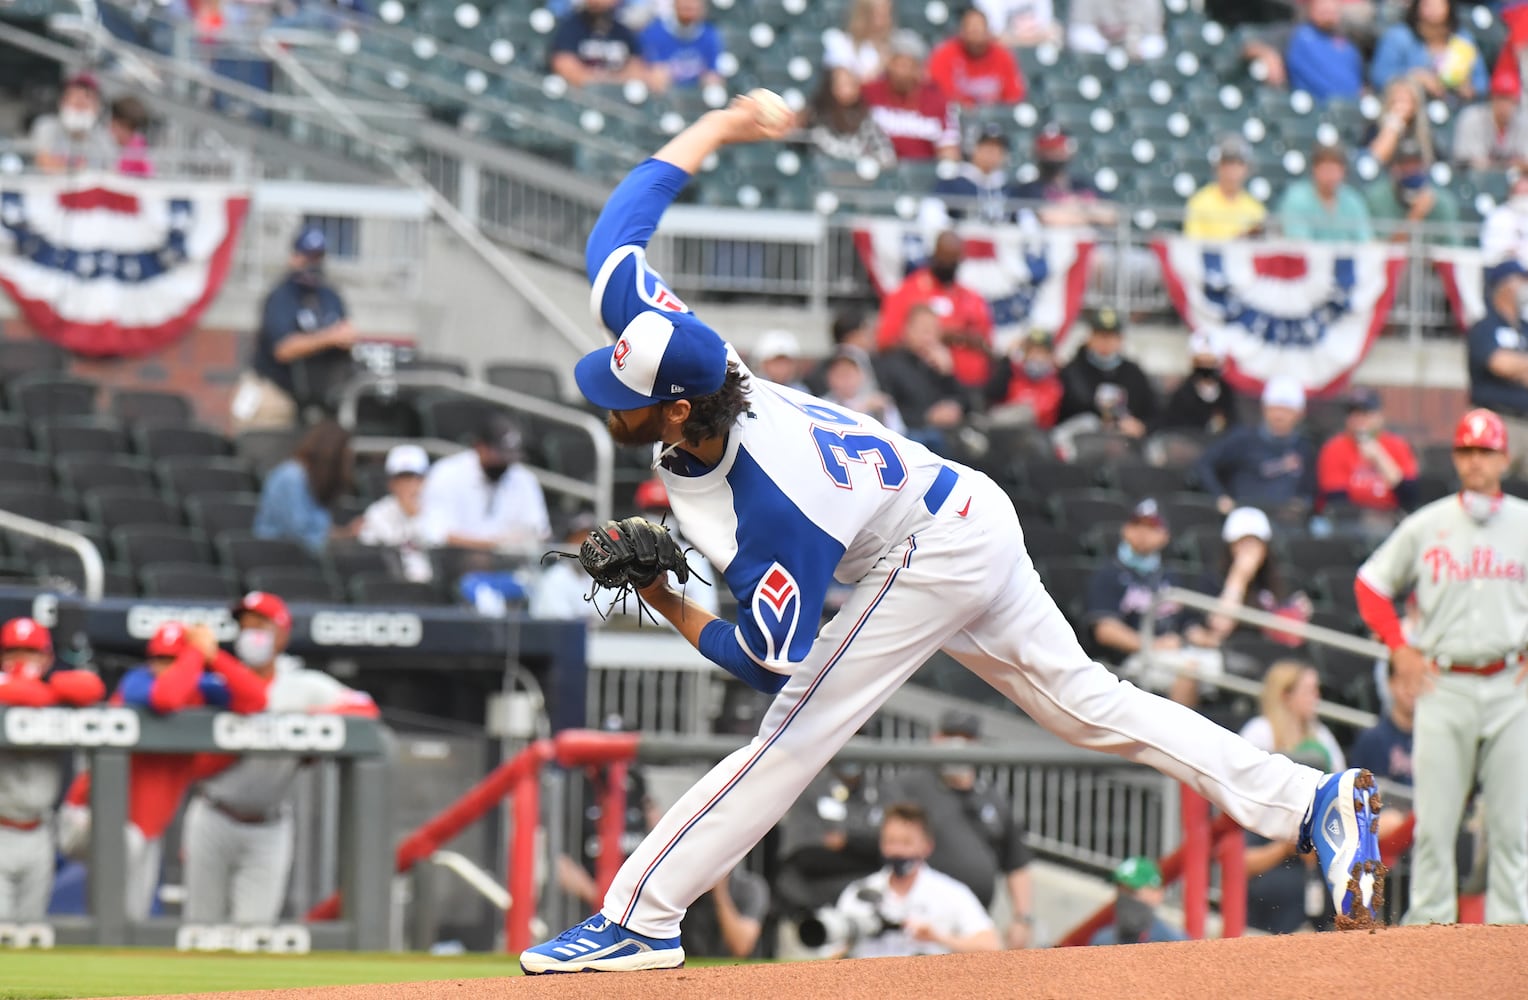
125, 824, 163, 922
181, 797, 294, 924
602, 472, 1324, 938
0, 823, 54, 920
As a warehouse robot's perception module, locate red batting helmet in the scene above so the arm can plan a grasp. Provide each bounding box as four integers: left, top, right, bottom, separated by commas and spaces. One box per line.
1, 618, 51, 653
1454, 409, 1508, 452
232, 591, 292, 630
633, 478, 671, 512
147, 622, 188, 658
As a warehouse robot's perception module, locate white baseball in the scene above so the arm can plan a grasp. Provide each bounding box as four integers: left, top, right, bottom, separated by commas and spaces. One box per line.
746, 88, 792, 129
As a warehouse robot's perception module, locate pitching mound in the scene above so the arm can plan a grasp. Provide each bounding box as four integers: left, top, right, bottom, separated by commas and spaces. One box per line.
100, 924, 1523, 1000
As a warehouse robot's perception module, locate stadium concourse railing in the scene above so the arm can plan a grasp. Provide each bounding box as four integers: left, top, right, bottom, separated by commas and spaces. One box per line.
0, 509, 105, 601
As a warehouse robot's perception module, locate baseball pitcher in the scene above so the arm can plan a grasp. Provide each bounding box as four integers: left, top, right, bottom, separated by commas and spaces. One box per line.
1356, 408, 1528, 924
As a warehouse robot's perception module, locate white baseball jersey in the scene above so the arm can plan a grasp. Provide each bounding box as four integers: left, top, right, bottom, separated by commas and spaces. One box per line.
835, 864, 994, 958
1357, 494, 1528, 663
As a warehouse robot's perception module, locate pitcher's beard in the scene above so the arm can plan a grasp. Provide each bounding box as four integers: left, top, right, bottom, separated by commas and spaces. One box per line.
607, 409, 666, 446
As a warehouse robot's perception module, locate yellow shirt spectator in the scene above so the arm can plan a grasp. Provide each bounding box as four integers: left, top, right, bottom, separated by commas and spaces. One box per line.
1184, 183, 1267, 240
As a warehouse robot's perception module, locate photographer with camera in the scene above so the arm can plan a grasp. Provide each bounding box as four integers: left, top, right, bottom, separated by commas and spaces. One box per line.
801, 802, 999, 959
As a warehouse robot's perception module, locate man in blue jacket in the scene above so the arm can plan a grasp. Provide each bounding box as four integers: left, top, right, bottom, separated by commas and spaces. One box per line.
1466, 260, 1528, 471
1196, 375, 1317, 525
1284, 0, 1363, 104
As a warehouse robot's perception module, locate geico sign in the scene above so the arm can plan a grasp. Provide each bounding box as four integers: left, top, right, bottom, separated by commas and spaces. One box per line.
310, 611, 422, 647
175, 924, 311, 954
3, 707, 140, 747
0, 924, 55, 949
211, 713, 346, 752
127, 605, 237, 642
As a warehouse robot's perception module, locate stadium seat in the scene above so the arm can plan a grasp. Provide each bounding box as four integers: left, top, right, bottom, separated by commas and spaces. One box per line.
1033, 557, 1102, 622
245, 566, 344, 604
33, 417, 129, 458
7, 374, 97, 421
1022, 527, 1087, 565
216, 532, 320, 578
84, 489, 183, 531
36, 555, 136, 597
0, 485, 76, 523
532, 422, 598, 480
0, 451, 54, 490
140, 562, 241, 600
1170, 523, 1226, 571
156, 457, 259, 502
110, 389, 194, 428
0, 415, 28, 452
1111, 461, 1190, 499
0, 339, 68, 383
328, 542, 398, 581
235, 429, 303, 478
485, 361, 563, 401
185, 493, 262, 539
1047, 488, 1132, 532
111, 525, 210, 570
1163, 493, 1225, 534
134, 424, 234, 462
1070, 430, 1140, 464
1018, 457, 1102, 494
419, 393, 502, 445
56, 454, 156, 496
348, 573, 452, 606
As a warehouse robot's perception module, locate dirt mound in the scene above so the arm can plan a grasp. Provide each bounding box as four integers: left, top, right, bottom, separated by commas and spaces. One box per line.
99, 924, 1523, 1000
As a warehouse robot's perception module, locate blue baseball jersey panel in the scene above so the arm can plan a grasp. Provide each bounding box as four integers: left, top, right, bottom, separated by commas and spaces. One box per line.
586, 158, 696, 337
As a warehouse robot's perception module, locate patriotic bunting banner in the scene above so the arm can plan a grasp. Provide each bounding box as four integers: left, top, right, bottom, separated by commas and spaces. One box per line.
1431, 245, 1486, 331
852, 217, 1094, 355
1152, 238, 1407, 395
0, 174, 250, 357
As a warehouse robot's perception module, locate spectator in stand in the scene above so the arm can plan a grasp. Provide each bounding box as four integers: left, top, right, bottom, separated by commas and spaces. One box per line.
1085, 499, 1221, 706
823, 349, 907, 434
928, 7, 1025, 107
775, 758, 886, 918
1204, 508, 1316, 648
1316, 387, 1420, 530
802, 67, 898, 169
30, 72, 115, 172
421, 414, 551, 552
1481, 168, 1528, 270
1348, 655, 1421, 845
530, 513, 601, 621
1197, 377, 1317, 521
641, 0, 723, 92
232, 228, 355, 430
357, 444, 443, 583
823, 0, 896, 82
986, 329, 1063, 430
1240, 660, 1346, 771
0, 619, 104, 922
1276, 141, 1374, 242
1066, 0, 1165, 61
1056, 308, 1157, 440
808, 307, 885, 394
1465, 261, 1528, 470
1089, 857, 1187, 946
753, 330, 810, 392
878, 304, 972, 454
977, 0, 1060, 47
862, 30, 961, 162
876, 231, 995, 389
1371, 0, 1487, 102
253, 419, 358, 555
1453, 72, 1528, 170
1285, 0, 1364, 105
108, 95, 152, 176
1184, 135, 1266, 240
1366, 79, 1437, 167
548, 0, 647, 88
1159, 330, 1236, 436
931, 125, 1022, 224
1365, 138, 1463, 243
1010, 125, 1117, 228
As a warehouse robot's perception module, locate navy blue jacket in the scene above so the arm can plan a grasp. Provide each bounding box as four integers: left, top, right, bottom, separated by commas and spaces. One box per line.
1467, 305, 1528, 418
1196, 425, 1317, 510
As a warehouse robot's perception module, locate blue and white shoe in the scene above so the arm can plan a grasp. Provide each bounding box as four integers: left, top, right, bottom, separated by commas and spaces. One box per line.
1300, 768, 1387, 928
519, 914, 685, 974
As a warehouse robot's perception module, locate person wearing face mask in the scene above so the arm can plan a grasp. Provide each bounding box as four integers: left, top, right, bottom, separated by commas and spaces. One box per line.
1466, 261, 1528, 472
1159, 330, 1237, 435
30, 72, 116, 173
1196, 376, 1317, 524
1056, 308, 1158, 439
829, 802, 999, 958
420, 413, 551, 553
1089, 856, 1186, 945
930, 126, 1025, 225
182, 591, 379, 926
987, 328, 1063, 429
356, 444, 445, 583
1356, 407, 1528, 927
1363, 138, 1463, 245
880, 712, 1034, 949
232, 228, 357, 430
876, 231, 996, 389
1010, 124, 1117, 229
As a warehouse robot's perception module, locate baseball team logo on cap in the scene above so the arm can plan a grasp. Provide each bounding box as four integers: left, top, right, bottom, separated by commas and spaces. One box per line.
575, 309, 729, 411
613, 338, 632, 370
1455, 408, 1508, 452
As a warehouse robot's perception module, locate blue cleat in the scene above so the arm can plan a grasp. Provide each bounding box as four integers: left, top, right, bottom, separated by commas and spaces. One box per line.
519, 914, 685, 974
1300, 768, 1387, 929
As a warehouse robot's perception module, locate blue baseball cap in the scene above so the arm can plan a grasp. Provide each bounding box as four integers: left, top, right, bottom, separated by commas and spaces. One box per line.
574, 310, 729, 411
1487, 259, 1528, 292
293, 228, 327, 256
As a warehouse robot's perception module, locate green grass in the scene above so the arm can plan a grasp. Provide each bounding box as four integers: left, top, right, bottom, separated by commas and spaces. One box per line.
0, 948, 527, 999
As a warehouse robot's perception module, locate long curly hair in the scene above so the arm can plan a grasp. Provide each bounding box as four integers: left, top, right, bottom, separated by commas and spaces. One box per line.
679, 361, 751, 445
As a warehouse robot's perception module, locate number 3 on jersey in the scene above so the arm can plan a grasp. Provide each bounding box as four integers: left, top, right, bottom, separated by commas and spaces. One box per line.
811, 426, 907, 491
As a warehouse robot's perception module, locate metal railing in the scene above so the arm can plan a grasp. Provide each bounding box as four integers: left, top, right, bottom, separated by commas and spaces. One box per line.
0, 509, 105, 601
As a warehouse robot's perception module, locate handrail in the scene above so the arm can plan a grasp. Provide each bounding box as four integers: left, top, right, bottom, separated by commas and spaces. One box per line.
334, 370, 614, 524
1140, 586, 1381, 731
0, 509, 104, 602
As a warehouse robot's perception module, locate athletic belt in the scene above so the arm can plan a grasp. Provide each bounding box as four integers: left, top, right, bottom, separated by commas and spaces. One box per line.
922, 465, 959, 514
0, 815, 43, 832
205, 797, 281, 825
1433, 652, 1522, 676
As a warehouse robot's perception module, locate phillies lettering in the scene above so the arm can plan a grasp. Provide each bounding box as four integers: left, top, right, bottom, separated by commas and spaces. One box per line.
1422, 545, 1526, 584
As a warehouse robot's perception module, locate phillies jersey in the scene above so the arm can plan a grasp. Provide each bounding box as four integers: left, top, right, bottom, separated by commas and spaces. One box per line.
1357, 494, 1528, 663
860, 79, 959, 160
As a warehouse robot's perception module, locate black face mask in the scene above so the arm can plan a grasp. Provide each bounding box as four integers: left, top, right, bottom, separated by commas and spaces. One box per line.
1038, 160, 1067, 181
292, 265, 325, 288
1115, 894, 1156, 943
1192, 365, 1219, 380
481, 461, 510, 482
885, 856, 921, 877
930, 261, 959, 285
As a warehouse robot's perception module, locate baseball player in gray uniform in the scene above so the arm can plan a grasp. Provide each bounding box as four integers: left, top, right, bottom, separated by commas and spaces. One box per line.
182, 593, 378, 924
0, 618, 104, 920
1356, 408, 1528, 925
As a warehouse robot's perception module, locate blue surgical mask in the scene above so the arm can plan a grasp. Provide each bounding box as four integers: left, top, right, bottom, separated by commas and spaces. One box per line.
1087, 349, 1124, 371
1117, 540, 1161, 574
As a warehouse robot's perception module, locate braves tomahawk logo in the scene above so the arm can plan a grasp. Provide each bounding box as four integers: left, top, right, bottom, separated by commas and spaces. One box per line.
612, 338, 631, 370
752, 562, 802, 663
1422, 545, 1526, 585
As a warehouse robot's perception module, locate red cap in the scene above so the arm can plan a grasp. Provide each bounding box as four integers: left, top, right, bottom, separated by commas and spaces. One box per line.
1454, 408, 1508, 452
1493, 73, 1521, 99
1, 618, 52, 653
1034, 124, 1072, 157
232, 591, 292, 630
147, 622, 188, 658
633, 478, 671, 512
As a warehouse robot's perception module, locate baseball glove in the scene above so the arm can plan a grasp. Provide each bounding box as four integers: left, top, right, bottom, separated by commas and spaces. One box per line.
578, 516, 692, 591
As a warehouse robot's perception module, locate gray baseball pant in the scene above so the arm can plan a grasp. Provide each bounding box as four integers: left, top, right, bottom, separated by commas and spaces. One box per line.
181, 797, 294, 924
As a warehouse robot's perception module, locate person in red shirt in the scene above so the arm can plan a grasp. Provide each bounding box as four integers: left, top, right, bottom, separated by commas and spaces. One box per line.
861, 29, 961, 161
987, 329, 1063, 429
928, 7, 1025, 106
876, 231, 996, 389
1316, 387, 1420, 526
0, 618, 105, 709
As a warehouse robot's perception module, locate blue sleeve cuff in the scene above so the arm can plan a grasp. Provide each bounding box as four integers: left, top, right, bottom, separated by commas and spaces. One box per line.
699, 619, 788, 694
117, 670, 153, 708
585, 158, 694, 281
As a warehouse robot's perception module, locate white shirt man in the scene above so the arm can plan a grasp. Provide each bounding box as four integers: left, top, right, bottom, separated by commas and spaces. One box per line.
420, 417, 551, 551
1481, 170, 1528, 275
